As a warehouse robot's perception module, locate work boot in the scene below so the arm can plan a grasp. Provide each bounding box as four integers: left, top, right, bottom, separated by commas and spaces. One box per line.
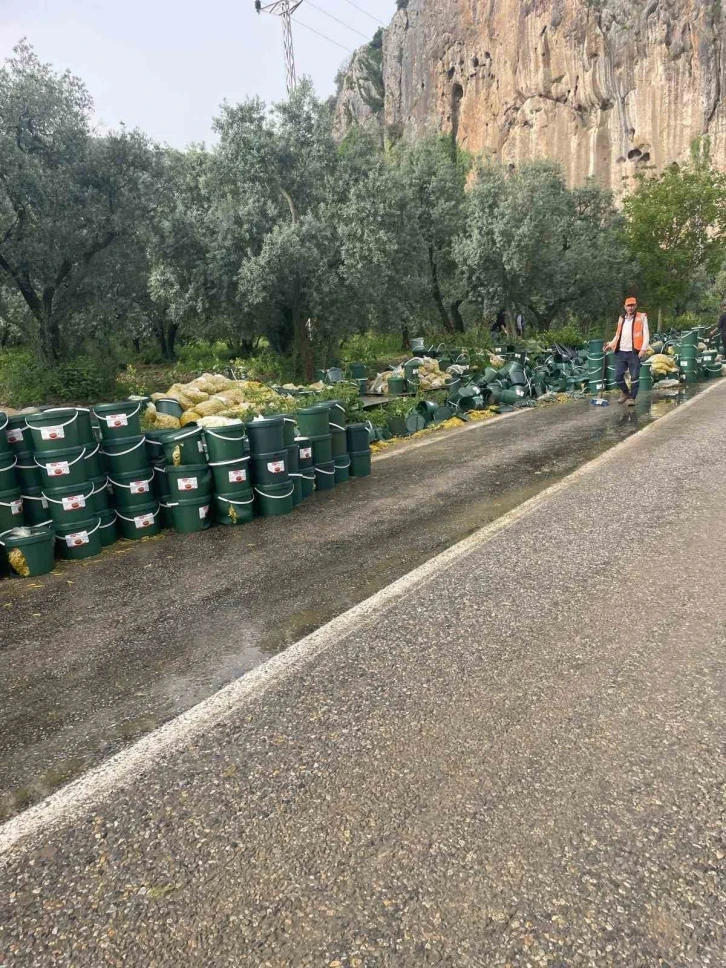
627, 398, 636, 407
618, 393, 630, 404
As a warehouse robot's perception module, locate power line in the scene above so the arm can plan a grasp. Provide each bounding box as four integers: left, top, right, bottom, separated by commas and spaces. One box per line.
340, 0, 385, 26
292, 17, 355, 53
305, 0, 371, 40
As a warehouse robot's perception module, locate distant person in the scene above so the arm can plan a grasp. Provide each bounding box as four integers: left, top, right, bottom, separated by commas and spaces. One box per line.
490, 309, 507, 339
515, 312, 525, 338
604, 297, 650, 407
716, 303, 726, 353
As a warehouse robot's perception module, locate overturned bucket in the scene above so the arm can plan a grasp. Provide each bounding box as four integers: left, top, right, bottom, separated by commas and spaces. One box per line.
0, 524, 56, 578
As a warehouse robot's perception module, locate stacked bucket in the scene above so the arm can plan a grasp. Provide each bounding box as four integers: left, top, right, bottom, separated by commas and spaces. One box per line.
247, 416, 295, 516
156, 424, 212, 534
677, 330, 699, 384
587, 339, 606, 395
207, 423, 254, 525
29, 407, 113, 561
96, 401, 156, 543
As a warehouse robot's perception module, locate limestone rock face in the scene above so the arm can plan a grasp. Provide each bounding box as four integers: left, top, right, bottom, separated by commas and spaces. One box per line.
336, 0, 726, 190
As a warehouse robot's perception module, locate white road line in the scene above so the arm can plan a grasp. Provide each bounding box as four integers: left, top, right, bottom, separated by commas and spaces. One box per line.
0, 382, 721, 859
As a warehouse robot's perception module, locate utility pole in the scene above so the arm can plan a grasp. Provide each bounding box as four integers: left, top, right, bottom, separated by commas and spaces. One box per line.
254, 0, 304, 95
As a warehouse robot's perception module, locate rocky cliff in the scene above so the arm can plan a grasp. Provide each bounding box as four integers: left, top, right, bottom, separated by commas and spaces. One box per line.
335, 0, 726, 191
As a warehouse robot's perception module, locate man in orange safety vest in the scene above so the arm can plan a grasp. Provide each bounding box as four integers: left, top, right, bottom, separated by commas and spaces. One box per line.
605, 297, 650, 407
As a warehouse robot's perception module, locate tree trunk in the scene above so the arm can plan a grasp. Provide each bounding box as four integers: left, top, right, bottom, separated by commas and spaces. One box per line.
155, 319, 178, 362
429, 246, 454, 333
291, 279, 314, 382
38, 311, 62, 364
132, 337, 141, 354
450, 300, 465, 333
658, 306, 664, 329
401, 324, 410, 351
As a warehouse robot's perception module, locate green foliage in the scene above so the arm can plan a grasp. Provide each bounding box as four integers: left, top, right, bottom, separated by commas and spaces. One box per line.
341, 332, 405, 369
623, 138, 726, 316
0, 349, 116, 406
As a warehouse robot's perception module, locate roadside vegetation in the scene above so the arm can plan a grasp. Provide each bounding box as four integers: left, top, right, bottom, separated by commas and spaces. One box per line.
2, 42, 726, 407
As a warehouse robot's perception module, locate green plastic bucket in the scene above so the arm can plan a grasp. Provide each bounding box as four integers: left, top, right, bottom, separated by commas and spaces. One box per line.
101, 436, 148, 476
705, 363, 722, 379
44, 481, 96, 527
324, 400, 347, 433
214, 491, 255, 525
388, 376, 406, 397
161, 425, 207, 467
281, 416, 296, 447
209, 454, 251, 495
290, 475, 303, 507
34, 446, 88, 489
387, 415, 408, 437
92, 401, 143, 441
55, 516, 102, 560
350, 363, 367, 379
166, 496, 212, 534
0, 524, 56, 578
405, 413, 426, 433
0, 488, 24, 531
296, 405, 330, 439
251, 450, 288, 487
334, 455, 351, 484
153, 464, 170, 500
98, 509, 118, 547
90, 476, 112, 513
255, 481, 294, 517
0, 455, 18, 493
500, 387, 527, 405
331, 428, 347, 458
296, 437, 313, 469
144, 430, 169, 465
0, 412, 10, 458
350, 450, 372, 478
84, 442, 104, 479
314, 461, 336, 491
6, 414, 35, 455
639, 362, 653, 390
434, 406, 453, 422
26, 408, 84, 452
247, 416, 285, 455
166, 463, 212, 498
203, 423, 247, 463
300, 469, 315, 498
108, 468, 155, 510
346, 423, 369, 453
155, 398, 184, 419
310, 434, 333, 464
74, 407, 95, 446
22, 489, 50, 525
287, 443, 300, 476
115, 502, 162, 540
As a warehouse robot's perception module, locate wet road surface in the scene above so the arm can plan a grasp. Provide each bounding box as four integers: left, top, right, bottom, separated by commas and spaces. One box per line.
0, 383, 724, 966
0, 392, 693, 818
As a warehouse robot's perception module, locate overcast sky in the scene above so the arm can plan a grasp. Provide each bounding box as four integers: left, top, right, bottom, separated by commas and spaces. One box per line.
0, 0, 394, 147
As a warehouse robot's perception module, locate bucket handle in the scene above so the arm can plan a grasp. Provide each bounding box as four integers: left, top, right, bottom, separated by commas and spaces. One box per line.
27, 408, 80, 430
92, 402, 142, 423
101, 437, 146, 457
208, 455, 250, 468
330, 422, 346, 432
85, 442, 100, 458
116, 505, 160, 523
34, 446, 87, 469
315, 466, 336, 476
0, 456, 18, 474
166, 426, 201, 442
99, 514, 118, 530
43, 483, 95, 504
0, 496, 22, 509
254, 485, 294, 500
334, 458, 351, 469
107, 473, 154, 490
21, 493, 47, 503
203, 427, 247, 442
215, 494, 255, 507
54, 518, 102, 540
0, 413, 7, 432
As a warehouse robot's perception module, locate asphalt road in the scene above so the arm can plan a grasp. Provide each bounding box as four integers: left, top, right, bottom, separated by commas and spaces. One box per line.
0, 394, 678, 819
0, 382, 724, 966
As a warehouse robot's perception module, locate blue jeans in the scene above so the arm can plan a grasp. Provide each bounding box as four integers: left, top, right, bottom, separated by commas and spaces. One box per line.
615, 350, 641, 399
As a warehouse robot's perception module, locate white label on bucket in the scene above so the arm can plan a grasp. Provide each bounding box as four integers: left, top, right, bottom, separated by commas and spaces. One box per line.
177, 477, 198, 492
10, 499, 22, 515
199, 505, 209, 520
300, 447, 312, 460
46, 461, 70, 477
65, 531, 89, 547
228, 469, 247, 484
130, 480, 150, 495
106, 413, 128, 428
40, 425, 65, 441
7, 428, 23, 444
62, 494, 86, 511
134, 513, 154, 528
267, 460, 285, 474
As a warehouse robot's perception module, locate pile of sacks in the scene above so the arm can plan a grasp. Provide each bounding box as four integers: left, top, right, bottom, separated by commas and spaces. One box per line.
648, 354, 679, 378
145, 374, 287, 431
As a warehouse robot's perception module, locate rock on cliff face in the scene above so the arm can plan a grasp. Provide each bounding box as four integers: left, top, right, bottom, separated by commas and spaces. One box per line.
337, 0, 726, 190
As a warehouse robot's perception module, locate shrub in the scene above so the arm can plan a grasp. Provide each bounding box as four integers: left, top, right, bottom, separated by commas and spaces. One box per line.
0, 349, 117, 408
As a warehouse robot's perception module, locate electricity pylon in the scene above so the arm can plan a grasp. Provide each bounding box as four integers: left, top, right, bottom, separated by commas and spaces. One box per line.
254, 0, 304, 94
